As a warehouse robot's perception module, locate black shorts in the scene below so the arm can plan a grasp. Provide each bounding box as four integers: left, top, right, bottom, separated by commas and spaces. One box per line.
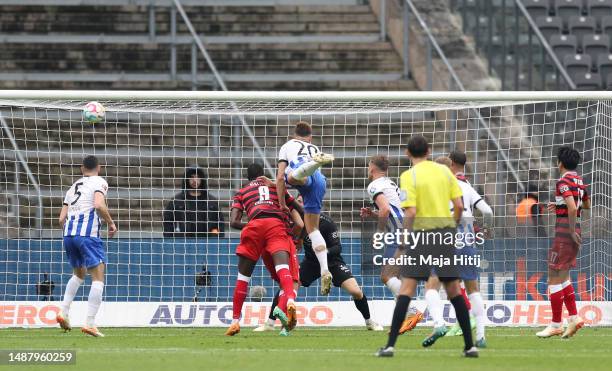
399, 227, 459, 283
299, 257, 354, 288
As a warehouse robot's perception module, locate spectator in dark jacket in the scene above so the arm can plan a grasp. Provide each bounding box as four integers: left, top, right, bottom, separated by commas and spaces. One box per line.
163, 166, 225, 238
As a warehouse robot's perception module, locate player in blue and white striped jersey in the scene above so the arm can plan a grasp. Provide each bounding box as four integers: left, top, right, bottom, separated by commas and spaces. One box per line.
360, 155, 423, 333
56, 155, 117, 338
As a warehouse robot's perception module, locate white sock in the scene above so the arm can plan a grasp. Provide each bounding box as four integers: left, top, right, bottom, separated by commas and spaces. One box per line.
86, 281, 104, 327
425, 289, 445, 328
292, 160, 322, 180
61, 275, 84, 315
309, 231, 329, 274
266, 318, 275, 327
385, 277, 401, 298
551, 322, 561, 328
468, 292, 486, 340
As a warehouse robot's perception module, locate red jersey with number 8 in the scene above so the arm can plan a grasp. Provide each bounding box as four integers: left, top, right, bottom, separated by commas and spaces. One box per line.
554, 171, 589, 240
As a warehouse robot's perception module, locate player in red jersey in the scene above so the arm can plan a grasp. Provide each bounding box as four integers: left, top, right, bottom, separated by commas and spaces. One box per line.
226, 163, 303, 336
537, 146, 590, 339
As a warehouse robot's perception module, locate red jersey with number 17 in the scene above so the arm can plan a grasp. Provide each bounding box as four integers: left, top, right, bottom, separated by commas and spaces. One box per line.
554, 171, 589, 239
232, 180, 294, 222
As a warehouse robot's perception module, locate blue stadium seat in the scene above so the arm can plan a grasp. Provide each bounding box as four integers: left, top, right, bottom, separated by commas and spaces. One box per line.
583, 34, 610, 62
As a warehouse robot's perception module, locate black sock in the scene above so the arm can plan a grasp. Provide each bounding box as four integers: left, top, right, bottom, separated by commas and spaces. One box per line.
354, 294, 370, 320
268, 290, 280, 321
450, 295, 474, 350
386, 295, 411, 348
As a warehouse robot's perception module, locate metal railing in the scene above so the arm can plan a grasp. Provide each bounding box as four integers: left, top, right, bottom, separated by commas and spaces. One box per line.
401, 0, 525, 194
172, 0, 275, 182
0, 113, 43, 237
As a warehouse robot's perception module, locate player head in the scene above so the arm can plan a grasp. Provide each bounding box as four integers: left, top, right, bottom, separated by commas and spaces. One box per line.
81, 155, 100, 176
296, 194, 304, 207
368, 155, 389, 181
293, 121, 312, 142
247, 162, 264, 181
405, 135, 430, 162
557, 146, 580, 172
434, 156, 452, 168
449, 150, 467, 174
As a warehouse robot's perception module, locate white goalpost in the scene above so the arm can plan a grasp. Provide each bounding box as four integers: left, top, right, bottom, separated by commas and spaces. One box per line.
0, 91, 610, 327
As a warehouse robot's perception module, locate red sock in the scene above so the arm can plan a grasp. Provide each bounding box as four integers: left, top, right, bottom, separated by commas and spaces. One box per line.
276, 265, 295, 313
232, 277, 249, 320
562, 282, 578, 317
549, 284, 564, 324
461, 287, 471, 311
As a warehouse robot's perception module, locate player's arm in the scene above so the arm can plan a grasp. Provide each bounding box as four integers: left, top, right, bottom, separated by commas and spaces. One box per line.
276, 161, 289, 211
230, 208, 246, 230
400, 171, 416, 233
564, 195, 581, 245
448, 168, 464, 224
94, 192, 117, 237
58, 204, 68, 227
373, 195, 391, 233
403, 207, 416, 232
451, 197, 464, 224
289, 209, 304, 249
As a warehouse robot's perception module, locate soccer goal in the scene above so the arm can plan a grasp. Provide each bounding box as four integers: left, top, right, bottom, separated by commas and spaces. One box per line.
0, 91, 610, 327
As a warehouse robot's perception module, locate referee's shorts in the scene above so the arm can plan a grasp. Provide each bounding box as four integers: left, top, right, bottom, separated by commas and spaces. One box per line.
399, 227, 459, 282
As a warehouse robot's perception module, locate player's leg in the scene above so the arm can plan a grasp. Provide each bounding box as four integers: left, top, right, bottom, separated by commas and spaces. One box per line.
82, 262, 105, 337
465, 279, 486, 347
303, 213, 333, 295
336, 263, 382, 330
57, 237, 85, 332
80, 237, 107, 337
226, 256, 257, 336
561, 270, 583, 338
254, 290, 280, 332
270, 250, 297, 330
286, 153, 334, 186
420, 275, 446, 341
375, 277, 418, 357
442, 279, 477, 357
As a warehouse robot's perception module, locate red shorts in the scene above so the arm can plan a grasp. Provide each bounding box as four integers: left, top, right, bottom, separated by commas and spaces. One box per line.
235, 218, 293, 262
262, 242, 300, 283
548, 237, 579, 270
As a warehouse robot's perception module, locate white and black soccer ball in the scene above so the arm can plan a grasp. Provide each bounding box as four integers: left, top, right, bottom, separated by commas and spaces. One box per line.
249, 285, 267, 302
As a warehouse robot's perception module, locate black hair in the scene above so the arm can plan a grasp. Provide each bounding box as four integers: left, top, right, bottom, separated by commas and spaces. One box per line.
82, 155, 99, 170
370, 155, 389, 172
557, 146, 580, 170
449, 151, 467, 166
294, 121, 312, 137
406, 135, 429, 158
247, 163, 264, 181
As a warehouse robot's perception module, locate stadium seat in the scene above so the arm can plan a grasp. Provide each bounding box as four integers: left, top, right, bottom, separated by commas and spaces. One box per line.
602, 15, 612, 33
555, 0, 584, 27
583, 34, 610, 62
564, 53, 593, 75
573, 72, 603, 89
551, 34, 578, 62
524, 0, 550, 20
569, 16, 597, 45
607, 72, 612, 88
536, 16, 564, 40
597, 53, 612, 84
587, 0, 612, 27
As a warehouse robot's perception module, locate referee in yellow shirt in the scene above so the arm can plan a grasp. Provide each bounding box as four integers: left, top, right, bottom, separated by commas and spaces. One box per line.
376, 135, 478, 358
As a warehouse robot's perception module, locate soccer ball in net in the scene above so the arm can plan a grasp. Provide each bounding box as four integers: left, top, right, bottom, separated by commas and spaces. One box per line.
249, 286, 267, 302
83, 101, 105, 123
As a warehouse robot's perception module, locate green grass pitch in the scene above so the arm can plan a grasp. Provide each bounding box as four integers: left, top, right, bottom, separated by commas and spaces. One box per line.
1, 327, 611, 371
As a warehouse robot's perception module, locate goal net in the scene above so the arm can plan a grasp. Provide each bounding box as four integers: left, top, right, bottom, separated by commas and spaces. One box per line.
0, 91, 610, 326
